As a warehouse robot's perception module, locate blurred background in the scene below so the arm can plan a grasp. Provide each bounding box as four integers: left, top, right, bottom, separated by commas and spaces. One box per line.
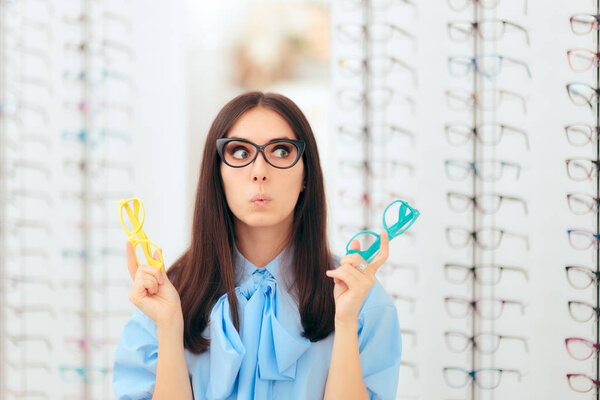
1, 0, 599, 399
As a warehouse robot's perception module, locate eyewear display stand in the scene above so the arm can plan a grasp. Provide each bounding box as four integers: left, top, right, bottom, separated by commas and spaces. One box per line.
564, 0, 600, 397
0, 2, 6, 397
333, 0, 419, 397
444, 1, 529, 399
0, 1, 136, 398
594, 1, 599, 395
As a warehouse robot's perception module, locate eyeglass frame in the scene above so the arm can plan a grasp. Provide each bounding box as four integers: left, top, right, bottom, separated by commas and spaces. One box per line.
447, 19, 530, 45
567, 373, 600, 392
566, 192, 600, 215
566, 82, 600, 109
565, 337, 600, 361
118, 196, 164, 270
345, 199, 420, 263
444, 122, 530, 150
566, 265, 600, 289
568, 300, 600, 323
443, 262, 529, 285
446, 226, 530, 251
443, 366, 522, 390
447, 191, 529, 215
444, 295, 526, 320
564, 124, 600, 146
216, 137, 305, 169
444, 330, 529, 354
447, 54, 532, 80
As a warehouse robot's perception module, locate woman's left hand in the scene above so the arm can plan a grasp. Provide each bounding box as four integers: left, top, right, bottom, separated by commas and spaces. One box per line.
326, 230, 389, 326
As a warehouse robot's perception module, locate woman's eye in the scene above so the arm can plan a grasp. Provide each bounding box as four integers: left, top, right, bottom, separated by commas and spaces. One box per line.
272, 145, 291, 158
231, 146, 250, 160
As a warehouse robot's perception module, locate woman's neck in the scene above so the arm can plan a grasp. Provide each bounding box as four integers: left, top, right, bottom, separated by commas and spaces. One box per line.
235, 219, 293, 268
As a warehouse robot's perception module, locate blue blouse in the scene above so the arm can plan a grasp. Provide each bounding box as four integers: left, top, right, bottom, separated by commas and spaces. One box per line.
112, 245, 402, 399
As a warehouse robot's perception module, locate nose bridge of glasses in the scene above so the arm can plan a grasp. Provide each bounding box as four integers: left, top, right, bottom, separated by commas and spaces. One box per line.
250, 144, 272, 170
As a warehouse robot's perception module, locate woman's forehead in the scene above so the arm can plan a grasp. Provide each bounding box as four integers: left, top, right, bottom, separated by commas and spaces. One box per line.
227, 107, 297, 142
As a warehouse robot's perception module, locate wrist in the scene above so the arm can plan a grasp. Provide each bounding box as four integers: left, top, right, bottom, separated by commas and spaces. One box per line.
334, 317, 359, 332
157, 312, 184, 339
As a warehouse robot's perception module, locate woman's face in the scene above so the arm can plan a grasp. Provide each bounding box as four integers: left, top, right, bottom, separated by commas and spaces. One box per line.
220, 106, 305, 231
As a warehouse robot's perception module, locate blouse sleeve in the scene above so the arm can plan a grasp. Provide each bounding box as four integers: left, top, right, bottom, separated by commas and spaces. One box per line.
357, 302, 403, 400
112, 308, 159, 400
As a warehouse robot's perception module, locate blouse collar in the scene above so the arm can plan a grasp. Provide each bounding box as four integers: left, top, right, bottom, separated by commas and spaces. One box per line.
233, 242, 294, 287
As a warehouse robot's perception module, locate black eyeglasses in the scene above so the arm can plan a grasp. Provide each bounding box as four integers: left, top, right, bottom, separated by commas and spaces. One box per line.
216, 138, 305, 169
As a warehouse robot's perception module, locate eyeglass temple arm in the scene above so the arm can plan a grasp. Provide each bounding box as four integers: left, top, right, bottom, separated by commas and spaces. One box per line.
499, 56, 532, 79
502, 335, 530, 351
505, 20, 530, 45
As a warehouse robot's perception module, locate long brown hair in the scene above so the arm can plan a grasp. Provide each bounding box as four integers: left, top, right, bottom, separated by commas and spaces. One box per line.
168, 91, 336, 354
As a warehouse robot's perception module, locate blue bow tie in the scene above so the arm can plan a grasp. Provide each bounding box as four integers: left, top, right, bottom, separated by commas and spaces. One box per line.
206, 268, 311, 400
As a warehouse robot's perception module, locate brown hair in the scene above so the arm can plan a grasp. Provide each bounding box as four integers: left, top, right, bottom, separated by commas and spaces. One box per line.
167, 91, 336, 353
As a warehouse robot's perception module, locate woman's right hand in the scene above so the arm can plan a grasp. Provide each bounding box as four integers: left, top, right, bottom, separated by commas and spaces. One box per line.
126, 241, 183, 330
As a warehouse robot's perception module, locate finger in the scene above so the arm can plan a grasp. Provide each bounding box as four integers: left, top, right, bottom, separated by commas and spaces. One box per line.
133, 274, 159, 296
152, 248, 164, 271
156, 248, 169, 279
344, 261, 375, 285
126, 241, 138, 281
367, 230, 389, 273
349, 238, 361, 251
137, 264, 165, 284
326, 265, 362, 290
340, 252, 365, 266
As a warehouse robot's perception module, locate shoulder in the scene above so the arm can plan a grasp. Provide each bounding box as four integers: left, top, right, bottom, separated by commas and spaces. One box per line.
331, 253, 395, 314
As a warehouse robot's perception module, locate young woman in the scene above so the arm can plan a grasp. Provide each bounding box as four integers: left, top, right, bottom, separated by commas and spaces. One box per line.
113, 91, 402, 399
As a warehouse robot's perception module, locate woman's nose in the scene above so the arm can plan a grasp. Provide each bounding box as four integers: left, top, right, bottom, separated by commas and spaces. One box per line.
251, 151, 269, 182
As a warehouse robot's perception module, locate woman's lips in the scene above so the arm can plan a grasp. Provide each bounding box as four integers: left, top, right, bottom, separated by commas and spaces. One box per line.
251, 199, 271, 207
250, 194, 272, 206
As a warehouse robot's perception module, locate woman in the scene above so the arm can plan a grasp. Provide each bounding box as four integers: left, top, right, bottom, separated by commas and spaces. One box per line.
113, 91, 402, 399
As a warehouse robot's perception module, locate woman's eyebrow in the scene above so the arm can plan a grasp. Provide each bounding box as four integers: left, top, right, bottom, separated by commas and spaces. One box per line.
229, 136, 294, 141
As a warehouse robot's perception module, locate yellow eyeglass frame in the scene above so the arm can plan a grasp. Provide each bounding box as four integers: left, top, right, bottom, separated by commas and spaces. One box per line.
118, 196, 164, 270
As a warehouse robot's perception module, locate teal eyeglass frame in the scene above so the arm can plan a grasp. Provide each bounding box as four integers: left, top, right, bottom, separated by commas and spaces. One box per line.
345, 199, 420, 263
